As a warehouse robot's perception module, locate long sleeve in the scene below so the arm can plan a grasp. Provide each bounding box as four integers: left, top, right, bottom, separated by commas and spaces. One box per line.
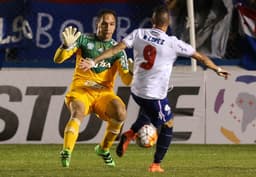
53, 47, 78, 64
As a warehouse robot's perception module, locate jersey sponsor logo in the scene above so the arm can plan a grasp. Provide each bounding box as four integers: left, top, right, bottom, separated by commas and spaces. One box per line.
87, 43, 94, 50
143, 35, 165, 45
93, 60, 111, 70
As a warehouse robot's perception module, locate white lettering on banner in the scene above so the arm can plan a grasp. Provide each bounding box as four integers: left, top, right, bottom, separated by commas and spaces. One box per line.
12, 16, 23, 43
36, 12, 53, 48
0, 16, 33, 45
92, 17, 97, 33
0, 18, 2, 36
0, 13, 152, 47
36, 14, 134, 48
22, 19, 33, 39
0, 17, 10, 44
116, 17, 130, 41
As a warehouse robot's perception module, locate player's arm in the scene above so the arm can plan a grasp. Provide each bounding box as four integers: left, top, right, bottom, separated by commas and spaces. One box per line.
53, 47, 78, 63
53, 26, 81, 64
95, 42, 127, 64
192, 51, 230, 79
79, 42, 127, 71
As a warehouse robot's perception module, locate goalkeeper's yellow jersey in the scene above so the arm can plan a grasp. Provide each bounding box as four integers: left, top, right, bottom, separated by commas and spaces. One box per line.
54, 33, 132, 89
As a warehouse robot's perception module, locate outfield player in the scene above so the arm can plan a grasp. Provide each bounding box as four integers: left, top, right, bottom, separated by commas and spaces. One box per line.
53, 9, 132, 168
79, 6, 230, 172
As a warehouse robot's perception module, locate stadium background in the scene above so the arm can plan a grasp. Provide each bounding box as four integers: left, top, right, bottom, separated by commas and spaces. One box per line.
0, 0, 256, 144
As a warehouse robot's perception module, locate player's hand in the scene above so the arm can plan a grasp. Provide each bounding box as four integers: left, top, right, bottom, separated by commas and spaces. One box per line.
216, 67, 230, 80
128, 58, 134, 73
78, 58, 95, 72
62, 26, 81, 48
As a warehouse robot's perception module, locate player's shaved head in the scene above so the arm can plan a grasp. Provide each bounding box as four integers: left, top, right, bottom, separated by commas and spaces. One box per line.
152, 5, 170, 27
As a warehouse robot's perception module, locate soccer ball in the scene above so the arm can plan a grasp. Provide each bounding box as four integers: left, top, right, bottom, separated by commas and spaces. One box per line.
136, 124, 158, 148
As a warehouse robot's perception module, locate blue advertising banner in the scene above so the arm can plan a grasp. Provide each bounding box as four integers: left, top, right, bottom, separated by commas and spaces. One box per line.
0, 0, 25, 48
1, 0, 251, 69
1, 0, 161, 66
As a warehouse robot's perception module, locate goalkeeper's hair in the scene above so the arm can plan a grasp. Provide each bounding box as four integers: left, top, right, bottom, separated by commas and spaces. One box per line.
97, 9, 117, 22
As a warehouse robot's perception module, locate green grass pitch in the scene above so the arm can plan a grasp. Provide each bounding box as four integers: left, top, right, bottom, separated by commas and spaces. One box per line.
0, 144, 255, 177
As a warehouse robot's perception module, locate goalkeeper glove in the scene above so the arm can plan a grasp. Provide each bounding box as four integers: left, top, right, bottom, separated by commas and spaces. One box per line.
62, 26, 81, 50
128, 58, 134, 73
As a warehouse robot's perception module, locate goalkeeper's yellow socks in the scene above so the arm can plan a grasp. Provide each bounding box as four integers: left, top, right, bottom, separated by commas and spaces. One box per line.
100, 119, 123, 151
63, 118, 81, 152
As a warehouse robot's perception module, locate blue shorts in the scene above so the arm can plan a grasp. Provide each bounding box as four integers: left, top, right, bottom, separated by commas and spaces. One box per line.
131, 92, 173, 128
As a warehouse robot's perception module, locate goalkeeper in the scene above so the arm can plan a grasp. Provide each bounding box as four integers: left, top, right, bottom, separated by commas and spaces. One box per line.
53, 9, 133, 168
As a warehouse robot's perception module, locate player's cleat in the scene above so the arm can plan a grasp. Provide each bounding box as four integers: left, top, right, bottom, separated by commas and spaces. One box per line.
116, 129, 136, 157
60, 149, 71, 167
95, 145, 115, 167
148, 163, 164, 173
